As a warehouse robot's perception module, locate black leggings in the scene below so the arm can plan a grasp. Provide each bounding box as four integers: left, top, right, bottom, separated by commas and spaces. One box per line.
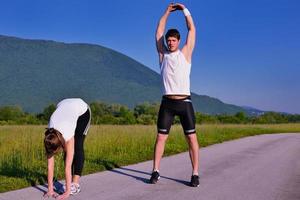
71, 108, 91, 176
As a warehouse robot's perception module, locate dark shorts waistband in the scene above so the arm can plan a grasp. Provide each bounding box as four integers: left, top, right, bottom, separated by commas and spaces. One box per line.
162, 96, 192, 102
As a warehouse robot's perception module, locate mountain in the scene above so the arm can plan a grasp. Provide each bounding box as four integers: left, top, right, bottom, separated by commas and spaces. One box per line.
0, 35, 248, 114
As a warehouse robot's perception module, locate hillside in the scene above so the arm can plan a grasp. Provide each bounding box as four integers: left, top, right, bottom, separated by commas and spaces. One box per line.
0, 35, 247, 114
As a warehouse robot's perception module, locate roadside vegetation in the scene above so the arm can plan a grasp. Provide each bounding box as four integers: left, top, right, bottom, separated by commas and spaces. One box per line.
1, 124, 300, 193
1, 102, 300, 125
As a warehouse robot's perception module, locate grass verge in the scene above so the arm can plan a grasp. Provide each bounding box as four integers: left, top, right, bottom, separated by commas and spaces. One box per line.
0, 124, 300, 193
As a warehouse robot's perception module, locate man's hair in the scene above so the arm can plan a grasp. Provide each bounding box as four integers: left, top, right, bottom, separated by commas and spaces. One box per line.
44, 128, 65, 158
165, 29, 181, 40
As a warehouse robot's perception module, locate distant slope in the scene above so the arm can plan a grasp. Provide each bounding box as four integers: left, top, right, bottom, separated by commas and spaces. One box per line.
192, 94, 246, 115
242, 106, 265, 116
0, 35, 248, 114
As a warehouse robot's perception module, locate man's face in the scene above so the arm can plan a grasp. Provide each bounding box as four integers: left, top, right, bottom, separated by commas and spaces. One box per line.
167, 37, 180, 52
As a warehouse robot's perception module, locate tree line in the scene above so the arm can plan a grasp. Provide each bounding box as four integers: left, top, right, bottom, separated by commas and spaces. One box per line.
0, 102, 300, 125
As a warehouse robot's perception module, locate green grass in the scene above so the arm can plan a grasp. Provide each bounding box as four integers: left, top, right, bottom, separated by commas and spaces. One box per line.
1, 124, 300, 193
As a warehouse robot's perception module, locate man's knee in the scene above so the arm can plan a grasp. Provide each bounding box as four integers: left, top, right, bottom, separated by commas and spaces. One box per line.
156, 133, 168, 143
186, 132, 196, 139
185, 133, 198, 144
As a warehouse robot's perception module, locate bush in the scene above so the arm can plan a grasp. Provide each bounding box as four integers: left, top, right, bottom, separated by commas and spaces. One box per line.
0, 103, 300, 125
0, 106, 24, 121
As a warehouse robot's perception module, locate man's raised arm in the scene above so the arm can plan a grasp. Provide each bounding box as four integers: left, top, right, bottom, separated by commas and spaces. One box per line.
156, 4, 176, 63
176, 3, 196, 62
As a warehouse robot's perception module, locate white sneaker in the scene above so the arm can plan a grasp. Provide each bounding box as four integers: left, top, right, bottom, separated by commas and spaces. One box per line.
70, 183, 81, 195
62, 183, 81, 195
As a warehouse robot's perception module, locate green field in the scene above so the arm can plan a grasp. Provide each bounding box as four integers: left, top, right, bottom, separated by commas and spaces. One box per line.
1, 124, 300, 193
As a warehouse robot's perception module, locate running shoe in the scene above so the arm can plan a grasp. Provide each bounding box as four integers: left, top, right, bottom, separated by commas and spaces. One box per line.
149, 171, 160, 184
190, 175, 200, 187
70, 183, 81, 195
62, 183, 81, 195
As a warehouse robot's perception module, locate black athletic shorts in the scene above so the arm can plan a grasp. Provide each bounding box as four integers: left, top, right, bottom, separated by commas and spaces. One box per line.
157, 96, 196, 135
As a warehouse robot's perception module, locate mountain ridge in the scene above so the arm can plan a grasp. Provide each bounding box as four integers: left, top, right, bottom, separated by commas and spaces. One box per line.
0, 34, 249, 114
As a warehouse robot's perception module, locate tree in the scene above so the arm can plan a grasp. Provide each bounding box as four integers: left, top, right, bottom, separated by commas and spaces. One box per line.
134, 102, 159, 117
253, 112, 289, 124
0, 106, 24, 121
118, 106, 136, 124
195, 112, 219, 124
39, 104, 56, 122
235, 112, 247, 123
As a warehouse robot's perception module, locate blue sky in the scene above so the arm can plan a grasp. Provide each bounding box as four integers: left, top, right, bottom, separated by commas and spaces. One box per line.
1, 0, 300, 114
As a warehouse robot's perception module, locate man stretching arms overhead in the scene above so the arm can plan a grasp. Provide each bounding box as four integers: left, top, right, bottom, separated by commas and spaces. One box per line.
150, 3, 200, 187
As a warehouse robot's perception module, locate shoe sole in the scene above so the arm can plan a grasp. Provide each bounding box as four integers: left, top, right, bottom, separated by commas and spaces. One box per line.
70, 192, 80, 195
70, 190, 81, 195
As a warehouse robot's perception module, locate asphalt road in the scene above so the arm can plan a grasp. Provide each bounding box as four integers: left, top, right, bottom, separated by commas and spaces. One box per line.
1, 133, 300, 200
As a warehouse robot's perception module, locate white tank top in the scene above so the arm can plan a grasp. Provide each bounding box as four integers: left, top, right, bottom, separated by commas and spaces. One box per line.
48, 98, 88, 141
160, 50, 191, 95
